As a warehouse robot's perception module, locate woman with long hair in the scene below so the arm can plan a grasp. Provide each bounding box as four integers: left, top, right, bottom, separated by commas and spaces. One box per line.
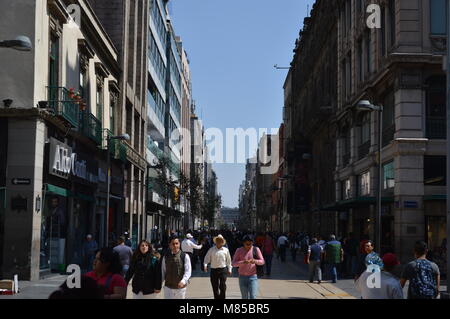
125, 240, 162, 299
85, 247, 127, 299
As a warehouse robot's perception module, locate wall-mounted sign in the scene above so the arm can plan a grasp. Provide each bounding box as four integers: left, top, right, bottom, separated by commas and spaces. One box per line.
11, 178, 31, 185
404, 201, 419, 209
49, 138, 98, 184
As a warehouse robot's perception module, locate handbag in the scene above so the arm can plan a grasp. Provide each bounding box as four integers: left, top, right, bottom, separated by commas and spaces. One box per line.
253, 247, 265, 277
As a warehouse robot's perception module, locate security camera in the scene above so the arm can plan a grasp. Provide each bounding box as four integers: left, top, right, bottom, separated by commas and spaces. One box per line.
3, 99, 13, 107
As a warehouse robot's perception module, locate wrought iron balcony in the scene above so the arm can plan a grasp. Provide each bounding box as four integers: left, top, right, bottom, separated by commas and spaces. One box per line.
47, 86, 79, 127
80, 111, 102, 145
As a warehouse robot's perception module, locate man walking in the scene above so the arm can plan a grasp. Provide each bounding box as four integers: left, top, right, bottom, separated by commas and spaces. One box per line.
324, 234, 343, 283
400, 241, 440, 299
82, 234, 98, 273
277, 233, 289, 263
181, 233, 202, 271
203, 234, 232, 299
161, 236, 192, 299
307, 238, 323, 284
113, 236, 133, 276
261, 233, 276, 276
356, 253, 403, 299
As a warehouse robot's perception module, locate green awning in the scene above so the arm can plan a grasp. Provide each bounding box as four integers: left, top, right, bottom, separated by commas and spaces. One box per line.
45, 184, 69, 197
423, 195, 446, 201
321, 196, 394, 211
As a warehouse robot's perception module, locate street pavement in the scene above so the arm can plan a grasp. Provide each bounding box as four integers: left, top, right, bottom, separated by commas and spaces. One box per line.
2, 251, 447, 299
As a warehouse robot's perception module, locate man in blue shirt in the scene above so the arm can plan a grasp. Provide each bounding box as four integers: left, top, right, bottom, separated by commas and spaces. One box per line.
307, 238, 323, 283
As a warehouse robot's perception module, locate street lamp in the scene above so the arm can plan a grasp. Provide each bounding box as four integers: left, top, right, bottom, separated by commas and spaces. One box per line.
105, 133, 130, 247
0, 36, 32, 51
356, 100, 383, 254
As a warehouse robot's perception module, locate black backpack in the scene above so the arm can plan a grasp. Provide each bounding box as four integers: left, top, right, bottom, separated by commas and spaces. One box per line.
409, 259, 436, 298
253, 247, 265, 278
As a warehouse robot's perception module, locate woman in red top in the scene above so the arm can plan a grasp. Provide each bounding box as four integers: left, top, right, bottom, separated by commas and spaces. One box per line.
85, 248, 128, 299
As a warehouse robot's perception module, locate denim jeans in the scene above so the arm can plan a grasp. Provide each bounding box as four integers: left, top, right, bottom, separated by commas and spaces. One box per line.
263, 254, 273, 275
239, 275, 258, 299
328, 263, 338, 282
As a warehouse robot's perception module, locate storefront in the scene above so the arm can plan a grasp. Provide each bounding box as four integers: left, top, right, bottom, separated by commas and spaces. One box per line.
424, 197, 447, 275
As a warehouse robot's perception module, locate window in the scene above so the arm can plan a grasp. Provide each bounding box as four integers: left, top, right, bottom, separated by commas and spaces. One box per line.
358, 112, 371, 159
383, 161, 395, 189
426, 76, 446, 139
49, 35, 59, 88
359, 171, 371, 196
148, 33, 166, 86
382, 90, 395, 146
430, 0, 447, 35
96, 83, 103, 122
150, 0, 167, 48
342, 128, 351, 166
424, 156, 446, 185
342, 179, 351, 200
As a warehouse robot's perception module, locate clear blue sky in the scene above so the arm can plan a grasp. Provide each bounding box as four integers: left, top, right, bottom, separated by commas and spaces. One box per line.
170, 0, 315, 208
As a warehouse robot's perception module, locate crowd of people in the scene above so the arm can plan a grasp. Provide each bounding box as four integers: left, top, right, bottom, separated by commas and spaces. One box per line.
49, 229, 443, 300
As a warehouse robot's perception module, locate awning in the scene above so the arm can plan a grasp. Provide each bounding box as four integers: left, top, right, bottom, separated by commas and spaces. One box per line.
44, 184, 69, 197
423, 195, 446, 201
321, 196, 394, 211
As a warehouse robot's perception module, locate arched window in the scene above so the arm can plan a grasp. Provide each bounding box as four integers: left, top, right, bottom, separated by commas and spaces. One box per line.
425, 76, 446, 139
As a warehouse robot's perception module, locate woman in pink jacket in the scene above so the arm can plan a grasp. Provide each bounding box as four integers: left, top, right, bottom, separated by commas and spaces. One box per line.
232, 235, 265, 299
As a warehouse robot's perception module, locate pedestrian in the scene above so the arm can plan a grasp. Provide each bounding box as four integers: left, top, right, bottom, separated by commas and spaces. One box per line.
124, 232, 132, 247
85, 248, 127, 299
290, 235, 300, 262
181, 233, 202, 271
355, 253, 403, 299
261, 232, 276, 276
345, 232, 359, 278
400, 241, 440, 299
307, 238, 323, 284
324, 234, 344, 283
203, 234, 233, 299
277, 233, 289, 262
232, 235, 265, 299
364, 240, 383, 270
81, 234, 98, 273
125, 240, 162, 299
113, 236, 134, 277
161, 236, 192, 299
199, 235, 212, 272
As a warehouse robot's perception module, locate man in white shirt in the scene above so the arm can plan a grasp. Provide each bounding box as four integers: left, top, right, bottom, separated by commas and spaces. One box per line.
161, 236, 192, 299
182, 233, 202, 271
204, 234, 232, 299
355, 253, 403, 299
277, 233, 289, 262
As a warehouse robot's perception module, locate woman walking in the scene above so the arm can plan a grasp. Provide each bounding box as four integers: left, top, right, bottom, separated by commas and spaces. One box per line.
125, 240, 162, 299
85, 248, 127, 299
232, 235, 265, 299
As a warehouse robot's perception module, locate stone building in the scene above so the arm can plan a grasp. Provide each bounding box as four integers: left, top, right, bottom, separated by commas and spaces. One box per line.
332, 0, 447, 263
0, 0, 122, 279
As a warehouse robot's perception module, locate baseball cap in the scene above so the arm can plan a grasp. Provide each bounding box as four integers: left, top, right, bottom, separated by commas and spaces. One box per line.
186, 233, 193, 239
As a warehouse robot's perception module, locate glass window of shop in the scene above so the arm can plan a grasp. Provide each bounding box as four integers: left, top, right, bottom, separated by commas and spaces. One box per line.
40, 193, 68, 271
383, 161, 395, 189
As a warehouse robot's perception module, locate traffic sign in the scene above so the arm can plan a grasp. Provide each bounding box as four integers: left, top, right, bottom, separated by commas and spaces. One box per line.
11, 178, 31, 185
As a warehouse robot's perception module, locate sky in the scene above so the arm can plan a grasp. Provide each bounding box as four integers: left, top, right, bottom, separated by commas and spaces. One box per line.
170, 0, 316, 208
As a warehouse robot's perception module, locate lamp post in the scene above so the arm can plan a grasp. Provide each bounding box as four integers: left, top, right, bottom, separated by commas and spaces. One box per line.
105, 133, 130, 247
0, 36, 32, 51
357, 100, 383, 254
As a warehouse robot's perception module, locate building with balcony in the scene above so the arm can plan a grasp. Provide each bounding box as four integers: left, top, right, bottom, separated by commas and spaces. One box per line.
331, 0, 448, 263
0, 0, 122, 280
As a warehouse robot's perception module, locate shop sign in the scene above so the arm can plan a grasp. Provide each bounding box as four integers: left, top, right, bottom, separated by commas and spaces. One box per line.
49, 138, 98, 183
404, 201, 418, 209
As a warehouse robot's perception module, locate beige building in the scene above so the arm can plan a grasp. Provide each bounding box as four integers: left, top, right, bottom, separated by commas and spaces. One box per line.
334, 0, 447, 263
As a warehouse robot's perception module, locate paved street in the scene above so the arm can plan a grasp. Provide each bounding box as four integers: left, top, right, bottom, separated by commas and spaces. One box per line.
1, 253, 356, 299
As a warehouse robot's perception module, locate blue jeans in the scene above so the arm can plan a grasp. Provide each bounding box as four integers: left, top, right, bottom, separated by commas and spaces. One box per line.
239, 275, 258, 299
328, 263, 338, 282
263, 254, 273, 275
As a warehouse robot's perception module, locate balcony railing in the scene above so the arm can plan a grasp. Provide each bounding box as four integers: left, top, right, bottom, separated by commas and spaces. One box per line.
358, 141, 370, 160
47, 86, 79, 127
80, 111, 102, 145
147, 92, 165, 124
147, 137, 164, 159
426, 118, 446, 139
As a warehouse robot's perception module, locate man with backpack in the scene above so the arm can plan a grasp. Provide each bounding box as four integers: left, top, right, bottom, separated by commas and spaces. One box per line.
161, 236, 192, 299
400, 241, 440, 299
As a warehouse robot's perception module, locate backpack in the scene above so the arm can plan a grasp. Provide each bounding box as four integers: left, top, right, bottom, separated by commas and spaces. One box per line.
253, 247, 265, 278
409, 259, 436, 298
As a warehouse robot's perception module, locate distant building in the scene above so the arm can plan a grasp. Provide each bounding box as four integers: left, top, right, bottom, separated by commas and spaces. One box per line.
221, 207, 240, 229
